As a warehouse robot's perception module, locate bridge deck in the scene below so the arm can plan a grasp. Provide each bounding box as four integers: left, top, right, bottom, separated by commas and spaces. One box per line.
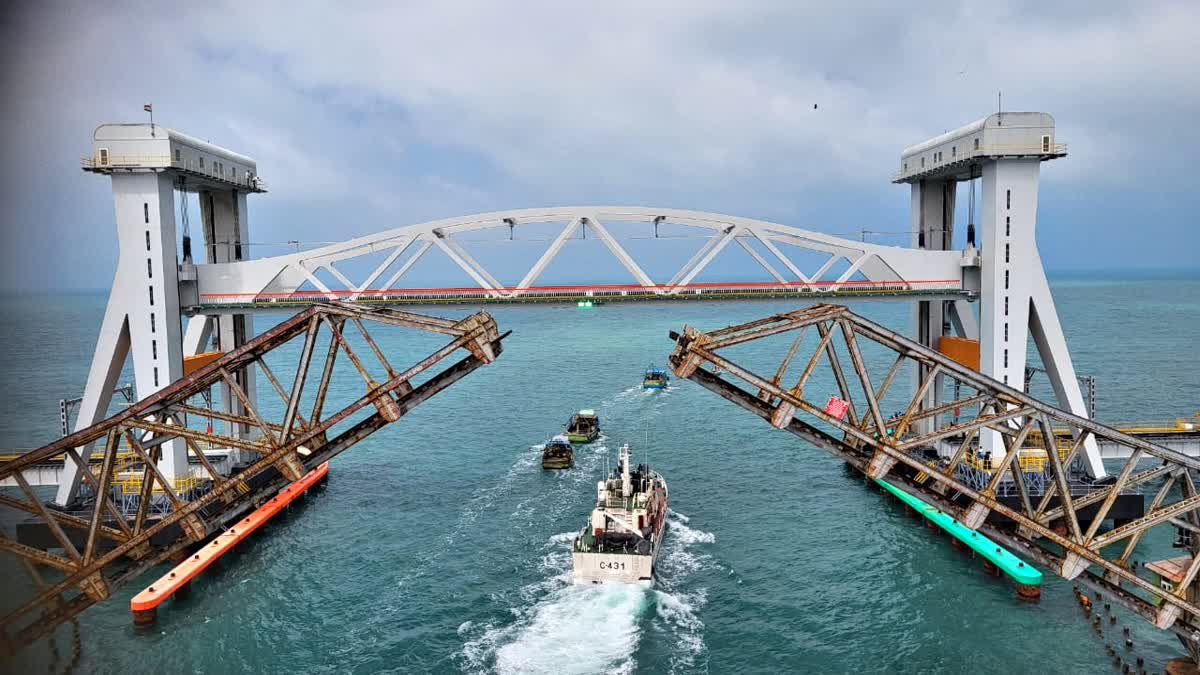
195, 279, 969, 311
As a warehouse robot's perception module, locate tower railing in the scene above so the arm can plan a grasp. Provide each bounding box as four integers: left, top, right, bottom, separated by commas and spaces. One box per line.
893, 142, 1069, 180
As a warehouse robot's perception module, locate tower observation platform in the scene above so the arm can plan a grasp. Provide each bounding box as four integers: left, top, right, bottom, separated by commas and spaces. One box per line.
82, 124, 266, 193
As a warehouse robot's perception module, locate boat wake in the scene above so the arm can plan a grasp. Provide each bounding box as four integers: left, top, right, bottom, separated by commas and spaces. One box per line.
459, 513, 717, 674
464, 582, 649, 675
650, 511, 716, 672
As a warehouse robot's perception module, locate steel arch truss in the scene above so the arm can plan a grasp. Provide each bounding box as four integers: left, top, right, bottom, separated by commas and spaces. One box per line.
668, 304, 1200, 636
195, 207, 964, 304
0, 302, 503, 654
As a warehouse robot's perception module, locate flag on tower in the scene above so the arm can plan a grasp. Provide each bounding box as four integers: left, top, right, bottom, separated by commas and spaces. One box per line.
144, 103, 152, 112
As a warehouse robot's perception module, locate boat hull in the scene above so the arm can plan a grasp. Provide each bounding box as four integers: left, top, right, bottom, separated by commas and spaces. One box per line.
567, 431, 599, 444
571, 549, 658, 586
572, 490, 668, 586
642, 381, 667, 390
542, 456, 573, 470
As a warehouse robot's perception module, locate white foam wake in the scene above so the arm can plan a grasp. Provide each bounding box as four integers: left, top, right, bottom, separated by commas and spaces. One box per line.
669, 517, 716, 546
461, 531, 648, 674
459, 503, 716, 675
491, 584, 649, 675
652, 510, 717, 672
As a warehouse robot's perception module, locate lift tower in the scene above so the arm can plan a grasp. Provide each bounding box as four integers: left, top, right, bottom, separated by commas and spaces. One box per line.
894, 112, 1103, 477
57, 124, 265, 506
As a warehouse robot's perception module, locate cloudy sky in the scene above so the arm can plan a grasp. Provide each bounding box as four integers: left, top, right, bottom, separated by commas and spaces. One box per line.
0, 1, 1196, 291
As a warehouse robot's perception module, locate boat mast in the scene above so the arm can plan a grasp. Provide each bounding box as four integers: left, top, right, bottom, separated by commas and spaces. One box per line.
621, 444, 632, 498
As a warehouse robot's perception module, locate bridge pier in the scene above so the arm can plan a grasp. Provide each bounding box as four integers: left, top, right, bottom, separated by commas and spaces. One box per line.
909, 177, 955, 436
199, 187, 258, 462
894, 113, 1105, 478
55, 170, 188, 506
57, 124, 266, 506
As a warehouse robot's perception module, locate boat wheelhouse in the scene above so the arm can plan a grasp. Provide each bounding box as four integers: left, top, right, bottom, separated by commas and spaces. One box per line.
566, 409, 601, 443
642, 366, 670, 390
571, 443, 668, 585
542, 434, 574, 470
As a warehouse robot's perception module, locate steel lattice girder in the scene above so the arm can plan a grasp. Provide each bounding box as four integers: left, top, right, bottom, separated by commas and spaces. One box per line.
0, 302, 504, 654
667, 303, 1200, 637
193, 207, 967, 303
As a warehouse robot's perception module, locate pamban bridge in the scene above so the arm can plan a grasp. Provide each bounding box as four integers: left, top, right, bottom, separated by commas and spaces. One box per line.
3, 111, 1200, 671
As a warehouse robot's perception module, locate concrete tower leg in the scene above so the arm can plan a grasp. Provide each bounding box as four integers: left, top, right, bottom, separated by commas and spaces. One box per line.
199, 189, 257, 462
978, 159, 1102, 475
55, 172, 187, 505
979, 160, 1037, 458
53, 285, 129, 505
910, 179, 955, 433
1028, 251, 1105, 477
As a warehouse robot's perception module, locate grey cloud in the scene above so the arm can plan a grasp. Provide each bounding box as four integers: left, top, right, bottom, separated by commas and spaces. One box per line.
1, 0, 1197, 291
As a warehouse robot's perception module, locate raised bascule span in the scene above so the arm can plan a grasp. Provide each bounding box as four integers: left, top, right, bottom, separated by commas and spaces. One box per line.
666, 303, 1200, 638
0, 301, 505, 652
7, 111, 1196, 662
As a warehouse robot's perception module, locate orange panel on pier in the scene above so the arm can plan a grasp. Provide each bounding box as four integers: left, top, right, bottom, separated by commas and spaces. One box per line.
938, 336, 980, 371
183, 351, 224, 376
130, 462, 328, 620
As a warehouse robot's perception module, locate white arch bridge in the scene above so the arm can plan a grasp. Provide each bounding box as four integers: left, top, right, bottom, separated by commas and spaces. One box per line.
189, 206, 973, 311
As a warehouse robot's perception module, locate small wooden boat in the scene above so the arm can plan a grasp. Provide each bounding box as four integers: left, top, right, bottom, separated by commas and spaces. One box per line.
642, 366, 670, 390
542, 434, 574, 469
566, 409, 601, 443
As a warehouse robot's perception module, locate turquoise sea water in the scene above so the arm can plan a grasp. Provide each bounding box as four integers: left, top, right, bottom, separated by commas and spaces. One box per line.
1, 276, 1198, 674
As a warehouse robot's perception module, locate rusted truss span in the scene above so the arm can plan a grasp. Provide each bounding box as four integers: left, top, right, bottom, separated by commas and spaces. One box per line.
668, 303, 1200, 637
0, 302, 504, 654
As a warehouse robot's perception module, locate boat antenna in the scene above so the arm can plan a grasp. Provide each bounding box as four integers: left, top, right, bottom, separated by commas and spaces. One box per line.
644, 424, 650, 468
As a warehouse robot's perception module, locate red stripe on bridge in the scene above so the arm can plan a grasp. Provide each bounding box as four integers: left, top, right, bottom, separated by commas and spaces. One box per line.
199, 279, 965, 303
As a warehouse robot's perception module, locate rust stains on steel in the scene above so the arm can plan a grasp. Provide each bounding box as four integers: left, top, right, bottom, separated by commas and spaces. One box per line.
0, 302, 505, 654
667, 303, 1200, 638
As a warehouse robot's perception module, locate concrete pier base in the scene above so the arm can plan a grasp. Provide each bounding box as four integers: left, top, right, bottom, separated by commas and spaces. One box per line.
1165, 657, 1200, 675
1016, 584, 1041, 601
132, 607, 156, 627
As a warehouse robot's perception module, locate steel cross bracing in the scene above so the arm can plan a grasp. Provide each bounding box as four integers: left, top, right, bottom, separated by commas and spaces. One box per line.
0, 302, 503, 654
193, 207, 967, 307
667, 304, 1200, 638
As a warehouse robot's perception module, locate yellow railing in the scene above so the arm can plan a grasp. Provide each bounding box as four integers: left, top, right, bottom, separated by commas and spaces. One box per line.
962, 449, 1054, 475
1114, 416, 1199, 434
1027, 414, 1199, 437
111, 474, 207, 496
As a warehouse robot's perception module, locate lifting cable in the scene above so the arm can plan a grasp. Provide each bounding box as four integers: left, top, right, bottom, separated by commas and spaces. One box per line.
967, 167, 977, 247
178, 177, 193, 264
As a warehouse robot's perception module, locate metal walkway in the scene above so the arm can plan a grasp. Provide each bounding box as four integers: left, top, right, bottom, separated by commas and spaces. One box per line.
667, 303, 1200, 640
